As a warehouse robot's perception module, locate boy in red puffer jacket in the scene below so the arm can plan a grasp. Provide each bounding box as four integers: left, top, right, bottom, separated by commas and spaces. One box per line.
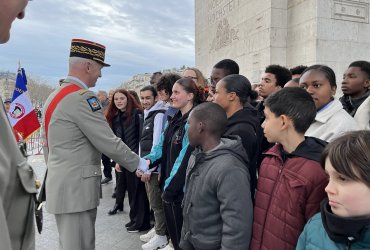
251, 88, 328, 250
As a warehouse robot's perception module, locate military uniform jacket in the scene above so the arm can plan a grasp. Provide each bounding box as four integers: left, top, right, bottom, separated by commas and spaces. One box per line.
0, 97, 37, 250
42, 80, 140, 214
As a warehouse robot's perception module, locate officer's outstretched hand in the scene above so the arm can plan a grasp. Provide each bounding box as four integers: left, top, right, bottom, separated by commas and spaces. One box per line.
137, 158, 150, 172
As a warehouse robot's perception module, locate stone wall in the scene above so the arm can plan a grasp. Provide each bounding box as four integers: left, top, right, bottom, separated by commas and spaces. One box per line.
195, 0, 370, 86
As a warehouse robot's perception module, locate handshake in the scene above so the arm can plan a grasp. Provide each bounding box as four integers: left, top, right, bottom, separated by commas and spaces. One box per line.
115, 158, 150, 173
136, 158, 156, 182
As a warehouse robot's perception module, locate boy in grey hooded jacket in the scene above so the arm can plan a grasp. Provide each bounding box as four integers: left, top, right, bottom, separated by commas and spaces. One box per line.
180, 102, 253, 250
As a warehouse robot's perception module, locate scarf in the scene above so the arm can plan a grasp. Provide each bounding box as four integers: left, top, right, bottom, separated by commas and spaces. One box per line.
321, 199, 370, 244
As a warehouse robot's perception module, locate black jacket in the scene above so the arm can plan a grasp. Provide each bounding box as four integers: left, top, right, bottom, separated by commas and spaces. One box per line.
224, 104, 262, 200
160, 109, 194, 203
140, 109, 165, 157
339, 90, 370, 117
112, 109, 143, 155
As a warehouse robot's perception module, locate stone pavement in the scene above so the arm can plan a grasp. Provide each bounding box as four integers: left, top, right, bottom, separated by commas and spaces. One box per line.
29, 155, 144, 250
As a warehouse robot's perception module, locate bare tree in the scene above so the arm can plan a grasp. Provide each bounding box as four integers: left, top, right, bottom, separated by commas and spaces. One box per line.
0, 71, 55, 108
26, 76, 55, 108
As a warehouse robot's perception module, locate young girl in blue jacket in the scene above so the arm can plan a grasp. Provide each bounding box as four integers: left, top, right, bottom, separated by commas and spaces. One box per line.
142, 77, 204, 250
296, 130, 370, 250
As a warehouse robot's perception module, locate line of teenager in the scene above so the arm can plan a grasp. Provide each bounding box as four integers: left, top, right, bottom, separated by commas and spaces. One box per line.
101, 59, 369, 250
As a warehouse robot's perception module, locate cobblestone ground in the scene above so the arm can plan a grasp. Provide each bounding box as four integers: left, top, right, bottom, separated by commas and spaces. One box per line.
29, 155, 144, 250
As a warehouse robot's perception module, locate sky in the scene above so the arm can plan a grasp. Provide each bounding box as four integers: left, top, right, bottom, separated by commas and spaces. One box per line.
0, 0, 195, 91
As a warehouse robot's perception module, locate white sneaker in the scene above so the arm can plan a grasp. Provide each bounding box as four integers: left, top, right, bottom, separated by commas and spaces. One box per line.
142, 234, 168, 250
139, 227, 156, 242
160, 243, 174, 250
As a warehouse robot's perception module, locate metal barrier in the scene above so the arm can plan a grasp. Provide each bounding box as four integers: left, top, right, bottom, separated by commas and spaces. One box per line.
26, 129, 43, 155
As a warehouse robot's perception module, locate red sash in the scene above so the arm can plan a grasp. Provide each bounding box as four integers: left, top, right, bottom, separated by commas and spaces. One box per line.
44, 84, 82, 142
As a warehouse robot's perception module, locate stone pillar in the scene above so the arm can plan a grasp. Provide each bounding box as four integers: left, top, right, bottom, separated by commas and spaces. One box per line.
195, 0, 370, 85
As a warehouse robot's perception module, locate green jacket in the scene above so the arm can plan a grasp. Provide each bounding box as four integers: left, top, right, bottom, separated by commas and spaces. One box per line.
296, 213, 370, 250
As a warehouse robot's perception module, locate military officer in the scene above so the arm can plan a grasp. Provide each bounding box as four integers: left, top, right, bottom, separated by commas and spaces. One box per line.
42, 39, 148, 250
1, 1, 39, 250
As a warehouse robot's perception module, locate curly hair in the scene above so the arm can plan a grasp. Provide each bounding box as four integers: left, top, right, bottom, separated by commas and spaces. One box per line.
156, 73, 181, 97
265, 64, 292, 88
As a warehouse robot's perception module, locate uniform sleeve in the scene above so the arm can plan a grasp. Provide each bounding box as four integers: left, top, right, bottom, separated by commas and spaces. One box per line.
0, 104, 12, 197
74, 92, 140, 172
0, 103, 23, 249
40, 121, 49, 164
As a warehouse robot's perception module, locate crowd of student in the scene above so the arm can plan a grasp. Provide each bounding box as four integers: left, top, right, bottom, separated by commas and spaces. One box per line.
97, 59, 370, 250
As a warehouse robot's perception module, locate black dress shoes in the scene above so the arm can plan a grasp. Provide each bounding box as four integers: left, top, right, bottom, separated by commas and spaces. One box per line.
127, 224, 151, 233
108, 204, 123, 215
125, 221, 135, 228
101, 177, 112, 184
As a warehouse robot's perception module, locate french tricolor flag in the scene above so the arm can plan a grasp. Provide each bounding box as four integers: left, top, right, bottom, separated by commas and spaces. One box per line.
8, 68, 40, 140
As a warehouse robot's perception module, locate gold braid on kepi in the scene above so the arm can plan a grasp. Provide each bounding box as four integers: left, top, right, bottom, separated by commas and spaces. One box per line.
69, 39, 110, 67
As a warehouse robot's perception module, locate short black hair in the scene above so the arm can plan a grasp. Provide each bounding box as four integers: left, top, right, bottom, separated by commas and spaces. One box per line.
264, 87, 316, 134
156, 73, 181, 96
302, 64, 337, 88
348, 60, 370, 78
265, 64, 292, 88
222, 74, 252, 105
290, 65, 308, 76
213, 59, 239, 75
140, 85, 157, 98
191, 102, 227, 138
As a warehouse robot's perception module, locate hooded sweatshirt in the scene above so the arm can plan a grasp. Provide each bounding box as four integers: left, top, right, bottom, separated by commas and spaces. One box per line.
251, 137, 328, 250
180, 136, 253, 250
224, 104, 263, 200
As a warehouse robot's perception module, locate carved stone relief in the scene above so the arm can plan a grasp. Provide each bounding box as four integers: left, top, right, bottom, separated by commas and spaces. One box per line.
207, 0, 241, 25
209, 18, 240, 52
332, 0, 369, 23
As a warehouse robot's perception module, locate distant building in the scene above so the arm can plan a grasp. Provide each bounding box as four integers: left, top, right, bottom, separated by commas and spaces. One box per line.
121, 68, 185, 92
121, 73, 152, 92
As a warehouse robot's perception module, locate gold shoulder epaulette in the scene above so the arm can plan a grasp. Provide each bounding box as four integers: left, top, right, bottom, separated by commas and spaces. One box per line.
78, 89, 90, 95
